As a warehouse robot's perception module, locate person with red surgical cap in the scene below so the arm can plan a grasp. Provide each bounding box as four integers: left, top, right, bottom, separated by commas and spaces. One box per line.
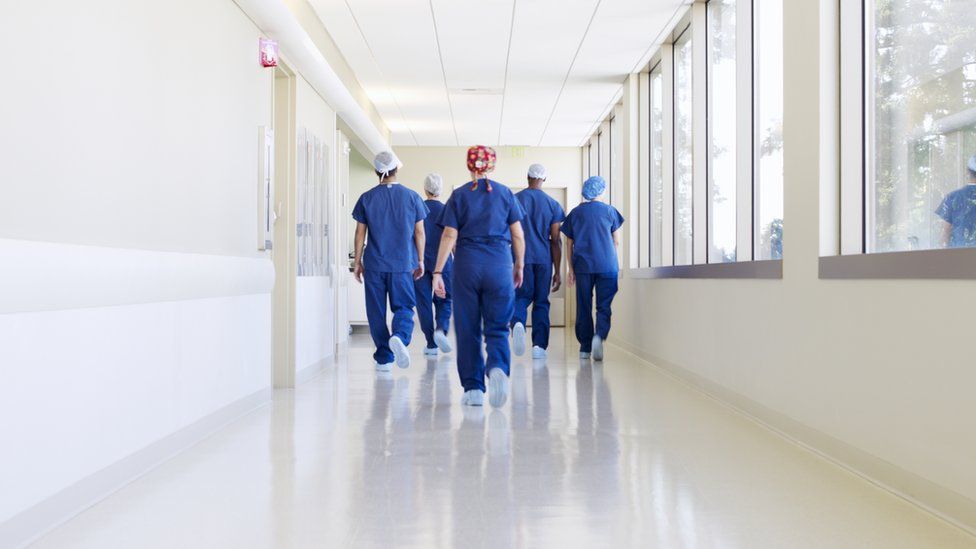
431, 146, 526, 407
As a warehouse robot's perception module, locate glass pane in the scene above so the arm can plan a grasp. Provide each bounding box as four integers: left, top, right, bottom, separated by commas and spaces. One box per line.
755, 0, 784, 260
650, 67, 665, 267
869, 0, 976, 252
674, 28, 694, 265
708, 0, 737, 263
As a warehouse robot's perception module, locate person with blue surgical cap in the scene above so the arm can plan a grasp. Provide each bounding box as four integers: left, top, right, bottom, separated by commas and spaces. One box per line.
561, 176, 625, 361
352, 151, 428, 372
432, 145, 526, 408
414, 172, 454, 356
937, 154, 976, 248
510, 163, 565, 360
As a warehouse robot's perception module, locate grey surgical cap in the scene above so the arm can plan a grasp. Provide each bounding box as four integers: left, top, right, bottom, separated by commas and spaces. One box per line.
373, 151, 401, 177
528, 163, 548, 180
424, 173, 443, 196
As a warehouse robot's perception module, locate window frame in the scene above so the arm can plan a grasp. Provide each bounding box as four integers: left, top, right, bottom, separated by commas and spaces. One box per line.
629, 0, 782, 279
823, 0, 976, 279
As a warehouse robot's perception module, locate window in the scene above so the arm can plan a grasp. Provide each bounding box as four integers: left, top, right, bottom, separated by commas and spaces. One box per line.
754, 0, 784, 260
674, 27, 695, 266
707, 0, 737, 263
650, 64, 666, 267
866, 0, 976, 253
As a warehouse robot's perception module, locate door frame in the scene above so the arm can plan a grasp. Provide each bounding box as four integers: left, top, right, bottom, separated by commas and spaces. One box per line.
272, 62, 297, 388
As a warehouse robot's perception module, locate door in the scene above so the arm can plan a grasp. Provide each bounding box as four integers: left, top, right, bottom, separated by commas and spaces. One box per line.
335, 131, 351, 345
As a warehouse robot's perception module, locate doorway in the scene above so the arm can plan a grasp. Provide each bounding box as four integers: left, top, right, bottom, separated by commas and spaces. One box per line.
509, 186, 568, 328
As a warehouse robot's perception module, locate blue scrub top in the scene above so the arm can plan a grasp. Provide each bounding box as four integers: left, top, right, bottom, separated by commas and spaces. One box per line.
936, 185, 976, 248
515, 188, 565, 265
561, 200, 625, 274
352, 183, 428, 272
423, 199, 453, 272
439, 179, 525, 266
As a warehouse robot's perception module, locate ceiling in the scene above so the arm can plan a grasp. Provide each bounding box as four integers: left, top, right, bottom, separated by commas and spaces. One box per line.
308, 0, 686, 147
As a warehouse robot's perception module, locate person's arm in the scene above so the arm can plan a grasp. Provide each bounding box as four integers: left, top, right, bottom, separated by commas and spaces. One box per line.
511, 221, 525, 289
941, 221, 953, 248
612, 229, 621, 248
565, 237, 575, 287
353, 222, 367, 283
432, 228, 458, 298
549, 223, 562, 291
413, 220, 426, 280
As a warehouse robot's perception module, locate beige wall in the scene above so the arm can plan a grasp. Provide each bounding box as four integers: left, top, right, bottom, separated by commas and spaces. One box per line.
394, 146, 583, 200
608, 0, 976, 530
0, 0, 273, 258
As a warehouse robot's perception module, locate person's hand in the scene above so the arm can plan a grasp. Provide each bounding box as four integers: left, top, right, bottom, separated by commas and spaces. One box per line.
353, 261, 364, 284
513, 264, 524, 289
433, 273, 446, 298
566, 270, 575, 287
551, 271, 562, 292
413, 261, 425, 281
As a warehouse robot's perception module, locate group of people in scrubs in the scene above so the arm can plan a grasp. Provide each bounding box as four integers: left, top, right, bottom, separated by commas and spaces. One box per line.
352, 146, 625, 408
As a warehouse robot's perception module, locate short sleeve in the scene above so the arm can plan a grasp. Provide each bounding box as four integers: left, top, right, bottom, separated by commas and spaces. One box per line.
936, 194, 953, 223
352, 195, 367, 223
439, 193, 460, 229
507, 192, 525, 225
560, 212, 575, 239
415, 194, 429, 223
610, 206, 625, 232
552, 202, 566, 225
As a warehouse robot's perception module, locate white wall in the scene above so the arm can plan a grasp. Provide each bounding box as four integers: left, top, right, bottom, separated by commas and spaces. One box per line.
609, 0, 976, 532
0, 0, 276, 540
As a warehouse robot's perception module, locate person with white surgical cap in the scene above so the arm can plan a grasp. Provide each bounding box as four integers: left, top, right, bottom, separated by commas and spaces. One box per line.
561, 176, 625, 361
510, 163, 565, 360
432, 145, 525, 407
414, 173, 454, 356
352, 151, 428, 372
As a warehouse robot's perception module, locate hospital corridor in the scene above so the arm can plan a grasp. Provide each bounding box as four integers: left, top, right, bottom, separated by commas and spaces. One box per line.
3, 0, 976, 548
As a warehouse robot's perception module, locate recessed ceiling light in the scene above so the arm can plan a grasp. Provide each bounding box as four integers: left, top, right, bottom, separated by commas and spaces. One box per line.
449, 88, 504, 96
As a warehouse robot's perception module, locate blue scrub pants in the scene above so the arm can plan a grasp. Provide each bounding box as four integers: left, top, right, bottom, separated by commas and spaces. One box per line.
414, 270, 452, 349
574, 272, 618, 352
453, 260, 514, 392
511, 263, 553, 349
364, 270, 416, 364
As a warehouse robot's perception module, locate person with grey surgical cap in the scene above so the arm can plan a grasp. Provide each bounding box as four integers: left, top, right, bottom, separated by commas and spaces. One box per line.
414, 173, 454, 356
509, 163, 565, 360
561, 176, 625, 361
937, 154, 976, 248
352, 151, 429, 372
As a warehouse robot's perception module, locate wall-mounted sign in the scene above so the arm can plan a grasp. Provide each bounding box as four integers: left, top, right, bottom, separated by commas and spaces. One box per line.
259, 38, 279, 68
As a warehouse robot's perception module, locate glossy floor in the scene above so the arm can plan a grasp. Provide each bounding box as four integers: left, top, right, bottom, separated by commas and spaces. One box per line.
33, 330, 976, 548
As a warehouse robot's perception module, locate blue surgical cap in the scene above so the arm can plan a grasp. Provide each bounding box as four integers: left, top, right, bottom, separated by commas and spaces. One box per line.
582, 176, 607, 200
968, 154, 976, 175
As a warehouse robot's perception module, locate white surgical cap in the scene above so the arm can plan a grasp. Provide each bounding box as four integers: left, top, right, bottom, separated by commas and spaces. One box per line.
424, 173, 443, 196
528, 163, 548, 180
373, 151, 401, 177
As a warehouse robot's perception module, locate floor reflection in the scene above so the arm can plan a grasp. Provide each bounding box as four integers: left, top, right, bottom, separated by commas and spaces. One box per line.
29, 330, 976, 549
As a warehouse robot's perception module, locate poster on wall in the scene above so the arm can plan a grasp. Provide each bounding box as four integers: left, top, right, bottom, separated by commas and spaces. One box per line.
297, 127, 330, 277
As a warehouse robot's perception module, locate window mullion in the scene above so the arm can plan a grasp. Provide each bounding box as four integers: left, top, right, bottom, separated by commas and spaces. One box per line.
692, 2, 709, 265
839, 0, 865, 254
662, 43, 676, 266
737, 0, 755, 261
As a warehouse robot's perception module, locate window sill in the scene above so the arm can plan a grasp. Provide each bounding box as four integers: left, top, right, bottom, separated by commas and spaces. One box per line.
819, 248, 976, 279
629, 259, 782, 279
